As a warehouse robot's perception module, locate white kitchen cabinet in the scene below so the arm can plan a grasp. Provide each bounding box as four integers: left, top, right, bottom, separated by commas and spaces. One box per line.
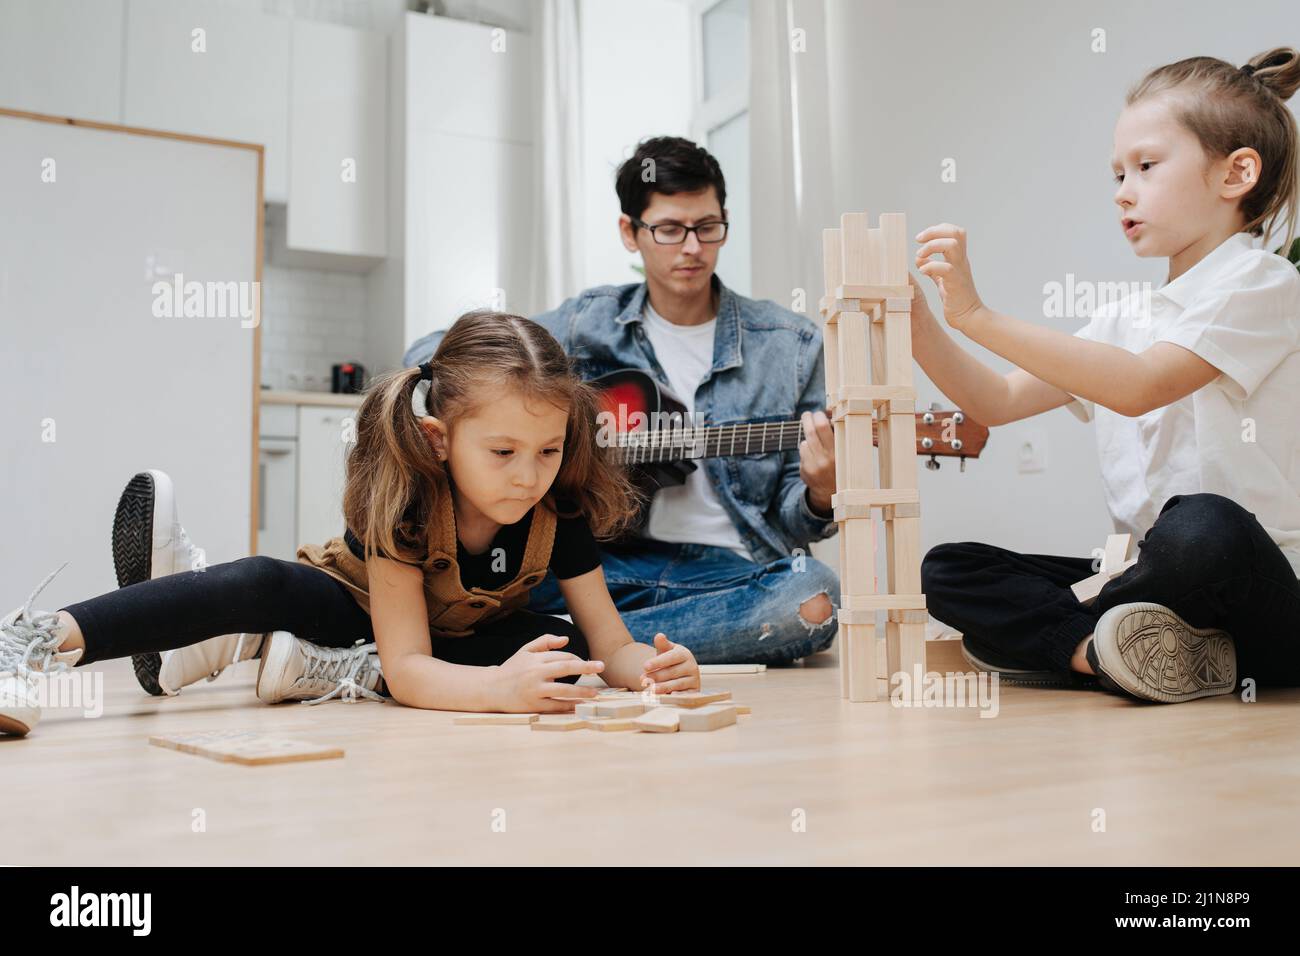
295, 405, 354, 551
0, 0, 125, 123
123, 0, 291, 202
287, 19, 387, 259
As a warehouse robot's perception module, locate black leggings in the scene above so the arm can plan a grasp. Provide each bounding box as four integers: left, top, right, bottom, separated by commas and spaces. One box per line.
61, 555, 589, 676
921, 493, 1300, 684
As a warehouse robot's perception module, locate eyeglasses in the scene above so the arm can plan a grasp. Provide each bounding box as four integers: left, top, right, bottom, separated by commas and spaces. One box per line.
630, 217, 729, 245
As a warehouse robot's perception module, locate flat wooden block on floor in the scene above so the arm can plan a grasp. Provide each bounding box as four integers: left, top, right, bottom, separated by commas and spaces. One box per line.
453, 714, 539, 726
149, 731, 344, 766
584, 717, 640, 732
531, 717, 588, 732
699, 664, 766, 674
655, 690, 732, 709
926, 636, 972, 674
574, 703, 598, 719
677, 705, 738, 732
633, 708, 681, 733
593, 700, 646, 718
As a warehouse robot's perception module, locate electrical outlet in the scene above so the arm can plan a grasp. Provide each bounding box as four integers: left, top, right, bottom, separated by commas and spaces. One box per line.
1017, 429, 1047, 473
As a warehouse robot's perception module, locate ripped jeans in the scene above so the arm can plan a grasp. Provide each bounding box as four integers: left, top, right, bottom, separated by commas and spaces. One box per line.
526, 538, 840, 664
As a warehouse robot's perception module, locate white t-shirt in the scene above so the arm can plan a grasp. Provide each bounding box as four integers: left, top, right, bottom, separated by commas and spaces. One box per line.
1065, 232, 1300, 577
639, 298, 751, 558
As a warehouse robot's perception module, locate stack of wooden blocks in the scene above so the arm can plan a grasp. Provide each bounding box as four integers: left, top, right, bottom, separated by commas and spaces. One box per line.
820, 212, 928, 702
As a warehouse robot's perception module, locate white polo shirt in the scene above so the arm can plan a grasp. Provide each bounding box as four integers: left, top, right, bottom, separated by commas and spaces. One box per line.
1066, 232, 1300, 577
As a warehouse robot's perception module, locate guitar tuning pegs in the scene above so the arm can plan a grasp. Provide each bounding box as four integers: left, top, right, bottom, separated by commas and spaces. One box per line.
922, 411, 935, 425
926, 456, 940, 471
960, 456, 967, 473
920, 436, 934, 450
952, 411, 964, 424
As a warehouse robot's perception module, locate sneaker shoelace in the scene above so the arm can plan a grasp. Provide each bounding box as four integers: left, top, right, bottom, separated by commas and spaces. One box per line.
0, 563, 74, 684
297, 641, 384, 706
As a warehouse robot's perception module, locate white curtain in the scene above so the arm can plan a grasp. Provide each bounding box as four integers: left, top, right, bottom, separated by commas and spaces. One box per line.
530, 0, 585, 313
748, 0, 836, 310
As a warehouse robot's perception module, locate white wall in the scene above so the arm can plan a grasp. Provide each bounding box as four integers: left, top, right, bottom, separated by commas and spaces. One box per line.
806, 0, 1299, 561
577, 0, 693, 295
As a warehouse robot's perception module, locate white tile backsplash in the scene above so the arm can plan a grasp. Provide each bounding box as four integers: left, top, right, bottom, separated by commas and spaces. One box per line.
260, 263, 368, 391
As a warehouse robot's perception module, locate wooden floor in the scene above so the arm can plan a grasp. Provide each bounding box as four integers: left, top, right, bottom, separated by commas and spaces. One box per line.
5, 652, 1299, 866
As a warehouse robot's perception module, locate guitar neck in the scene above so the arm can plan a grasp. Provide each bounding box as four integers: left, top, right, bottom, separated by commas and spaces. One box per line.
613, 420, 804, 465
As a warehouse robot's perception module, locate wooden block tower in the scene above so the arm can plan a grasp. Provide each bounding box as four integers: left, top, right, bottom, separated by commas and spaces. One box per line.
819, 212, 927, 702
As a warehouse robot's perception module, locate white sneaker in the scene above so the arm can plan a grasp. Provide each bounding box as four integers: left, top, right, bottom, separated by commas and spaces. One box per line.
1, 564, 85, 737
112, 469, 234, 697
158, 632, 267, 697
256, 632, 385, 705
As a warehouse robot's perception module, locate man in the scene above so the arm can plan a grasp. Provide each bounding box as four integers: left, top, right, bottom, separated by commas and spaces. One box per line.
405, 136, 840, 664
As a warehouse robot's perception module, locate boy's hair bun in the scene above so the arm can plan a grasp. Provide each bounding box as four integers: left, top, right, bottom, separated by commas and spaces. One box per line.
1241, 47, 1300, 102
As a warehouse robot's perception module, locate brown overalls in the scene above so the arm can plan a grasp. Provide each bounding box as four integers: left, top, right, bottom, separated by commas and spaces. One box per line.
296, 484, 557, 638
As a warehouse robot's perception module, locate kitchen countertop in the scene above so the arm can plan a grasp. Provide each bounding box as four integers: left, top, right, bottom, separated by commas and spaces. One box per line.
260, 389, 365, 408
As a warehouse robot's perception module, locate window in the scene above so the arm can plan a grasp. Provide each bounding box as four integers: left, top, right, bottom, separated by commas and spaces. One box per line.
691, 0, 750, 296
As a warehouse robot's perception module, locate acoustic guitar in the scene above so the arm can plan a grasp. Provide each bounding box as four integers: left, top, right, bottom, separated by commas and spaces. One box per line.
592, 368, 989, 498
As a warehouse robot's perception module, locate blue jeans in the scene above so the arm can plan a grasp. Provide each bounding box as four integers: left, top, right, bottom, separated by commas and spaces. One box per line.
526, 538, 840, 664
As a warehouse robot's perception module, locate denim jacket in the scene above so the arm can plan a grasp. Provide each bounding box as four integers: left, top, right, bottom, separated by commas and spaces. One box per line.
402, 275, 838, 564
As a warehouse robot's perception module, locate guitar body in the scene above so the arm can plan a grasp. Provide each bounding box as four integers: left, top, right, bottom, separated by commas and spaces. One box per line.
593, 369, 699, 492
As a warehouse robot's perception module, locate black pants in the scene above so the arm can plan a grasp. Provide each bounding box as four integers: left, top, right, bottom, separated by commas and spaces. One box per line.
62, 555, 589, 680
921, 493, 1300, 684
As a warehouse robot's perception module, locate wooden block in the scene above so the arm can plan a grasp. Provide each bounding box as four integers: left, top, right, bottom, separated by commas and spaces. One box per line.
840, 212, 872, 284
886, 619, 928, 692
676, 704, 738, 732
1103, 533, 1132, 574
843, 414, 875, 489
593, 700, 646, 718
841, 593, 926, 611
833, 488, 920, 510
1071, 556, 1138, 603
633, 708, 681, 733
926, 636, 974, 675
882, 502, 920, 520
733, 704, 752, 716
531, 716, 588, 732
574, 702, 598, 719
887, 608, 928, 624
149, 731, 343, 766
886, 514, 923, 593
584, 716, 640, 732
882, 311, 915, 385
822, 228, 842, 295
866, 226, 885, 285
841, 517, 876, 587
838, 310, 871, 388
879, 213, 908, 284
830, 384, 917, 405
837, 608, 876, 625
698, 664, 766, 674
454, 713, 539, 726
835, 283, 912, 300
656, 690, 732, 709
823, 321, 841, 395
846, 622, 876, 701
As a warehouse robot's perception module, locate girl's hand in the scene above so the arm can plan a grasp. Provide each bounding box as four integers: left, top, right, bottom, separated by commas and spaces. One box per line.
639, 633, 700, 695
907, 273, 937, 344
490, 634, 605, 712
915, 224, 985, 331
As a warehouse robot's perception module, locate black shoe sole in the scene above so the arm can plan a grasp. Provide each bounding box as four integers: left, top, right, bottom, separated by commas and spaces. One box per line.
112, 472, 164, 696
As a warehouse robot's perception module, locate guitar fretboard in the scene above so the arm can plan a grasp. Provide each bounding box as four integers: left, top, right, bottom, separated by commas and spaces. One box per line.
612, 421, 805, 464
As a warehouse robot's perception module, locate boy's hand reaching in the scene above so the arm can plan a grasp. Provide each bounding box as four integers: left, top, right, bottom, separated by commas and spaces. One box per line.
915, 224, 986, 331
639, 633, 700, 695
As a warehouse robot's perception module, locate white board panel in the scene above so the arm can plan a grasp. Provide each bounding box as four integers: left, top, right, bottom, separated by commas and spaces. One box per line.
0, 112, 259, 615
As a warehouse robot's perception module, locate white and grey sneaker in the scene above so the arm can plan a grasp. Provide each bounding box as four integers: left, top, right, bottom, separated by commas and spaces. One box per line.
1090, 602, 1237, 704
256, 632, 385, 705
158, 632, 267, 697
112, 469, 235, 696
1, 564, 85, 737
